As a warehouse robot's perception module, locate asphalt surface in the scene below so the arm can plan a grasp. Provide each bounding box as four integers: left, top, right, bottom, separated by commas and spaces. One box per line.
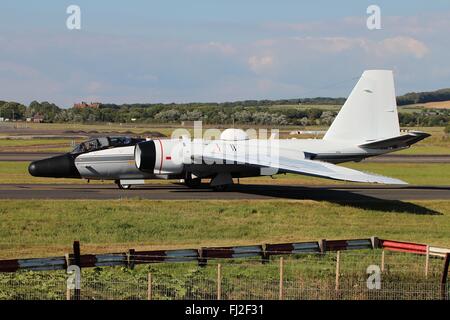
1, 152, 449, 163
1, 183, 449, 201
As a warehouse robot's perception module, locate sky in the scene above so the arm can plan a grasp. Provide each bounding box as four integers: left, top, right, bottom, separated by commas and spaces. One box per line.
0, 0, 450, 107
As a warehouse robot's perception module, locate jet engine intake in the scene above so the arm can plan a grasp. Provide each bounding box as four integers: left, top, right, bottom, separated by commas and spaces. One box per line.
134, 140, 156, 172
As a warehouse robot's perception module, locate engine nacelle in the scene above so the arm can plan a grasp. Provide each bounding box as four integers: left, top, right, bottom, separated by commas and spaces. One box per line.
135, 139, 184, 175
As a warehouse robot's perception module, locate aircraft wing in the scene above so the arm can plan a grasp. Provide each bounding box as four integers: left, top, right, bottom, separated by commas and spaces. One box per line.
196, 151, 407, 185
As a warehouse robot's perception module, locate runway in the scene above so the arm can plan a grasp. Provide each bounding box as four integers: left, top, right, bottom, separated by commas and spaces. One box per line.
1, 152, 449, 163
1, 183, 449, 201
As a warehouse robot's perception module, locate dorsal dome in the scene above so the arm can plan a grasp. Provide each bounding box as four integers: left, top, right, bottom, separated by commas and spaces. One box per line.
220, 128, 249, 141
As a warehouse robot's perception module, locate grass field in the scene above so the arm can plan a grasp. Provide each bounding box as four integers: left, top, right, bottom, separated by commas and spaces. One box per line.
0, 199, 448, 259
406, 100, 450, 109
0, 138, 77, 153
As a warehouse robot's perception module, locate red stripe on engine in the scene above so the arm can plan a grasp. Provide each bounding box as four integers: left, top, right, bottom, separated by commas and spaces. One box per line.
157, 139, 163, 174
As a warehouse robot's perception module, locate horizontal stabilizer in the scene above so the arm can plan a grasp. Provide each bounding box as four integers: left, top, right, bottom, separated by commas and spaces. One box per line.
359, 131, 430, 149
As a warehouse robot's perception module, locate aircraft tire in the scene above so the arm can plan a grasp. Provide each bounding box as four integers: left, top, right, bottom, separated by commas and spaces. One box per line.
115, 180, 132, 190
185, 177, 202, 188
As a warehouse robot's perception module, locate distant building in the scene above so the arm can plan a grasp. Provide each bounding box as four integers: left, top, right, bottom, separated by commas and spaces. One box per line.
73, 102, 101, 109
32, 114, 44, 123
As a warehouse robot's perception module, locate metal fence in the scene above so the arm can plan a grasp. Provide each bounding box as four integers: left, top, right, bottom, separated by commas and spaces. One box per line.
0, 250, 448, 300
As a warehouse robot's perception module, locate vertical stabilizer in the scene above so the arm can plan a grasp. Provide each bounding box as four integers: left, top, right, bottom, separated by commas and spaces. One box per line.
323, 70, 400, 143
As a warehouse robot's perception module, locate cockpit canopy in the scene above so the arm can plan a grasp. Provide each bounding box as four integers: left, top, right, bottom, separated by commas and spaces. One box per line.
71, 136, 146, 154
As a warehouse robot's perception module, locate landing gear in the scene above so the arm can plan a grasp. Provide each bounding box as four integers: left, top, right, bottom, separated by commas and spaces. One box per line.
210, 173, 233, 192
184, 176, 202, 188
115, 180, 131, 190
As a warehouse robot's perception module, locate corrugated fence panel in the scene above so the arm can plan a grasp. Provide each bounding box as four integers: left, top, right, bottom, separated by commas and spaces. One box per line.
18, 257, 66, 271
346, 239, 373, 250
94, 253, 127, 267
164, 249, 198, 262
202, 245, 263, 259
380, 239, 427, 254
430, 246, 450, 258
134, 249, 198, 264
0, 260, 20, 272
326, 239, 373, 251
266, 242, 320, 256
1, 238, 448, 272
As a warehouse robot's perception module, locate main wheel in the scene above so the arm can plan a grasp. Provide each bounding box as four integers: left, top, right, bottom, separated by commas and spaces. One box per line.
185, 177, 202, 188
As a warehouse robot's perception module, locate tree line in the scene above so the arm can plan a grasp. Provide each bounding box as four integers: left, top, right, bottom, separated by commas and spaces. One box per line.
1, 89, 449, 127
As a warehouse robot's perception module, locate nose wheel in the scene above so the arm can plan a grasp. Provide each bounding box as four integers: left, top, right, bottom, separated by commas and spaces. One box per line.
115, 180, 132, 189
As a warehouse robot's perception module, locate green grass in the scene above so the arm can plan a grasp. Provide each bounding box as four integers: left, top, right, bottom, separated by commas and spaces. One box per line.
0, 139, 74, 147
0, 199, 448, 259
0, 138, 77, 153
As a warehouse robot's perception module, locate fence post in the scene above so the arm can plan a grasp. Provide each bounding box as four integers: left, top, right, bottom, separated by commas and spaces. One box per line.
198, 248, 207, 267
425, 245, 430, 278
370, 236, 380, 249
440, 253, 449, 301
381, 250, 385, 273
261, 244, 269, 264
147, 273, 152, 300
279, 257, 284, 300
128, 249, 135, 269
72, 241, 81, 300
319, 239, 327, 254
217, 264, 222, 300
335, 251, 340, 291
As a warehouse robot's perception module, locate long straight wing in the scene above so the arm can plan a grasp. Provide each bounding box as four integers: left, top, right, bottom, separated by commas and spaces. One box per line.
197, 151, 407, 185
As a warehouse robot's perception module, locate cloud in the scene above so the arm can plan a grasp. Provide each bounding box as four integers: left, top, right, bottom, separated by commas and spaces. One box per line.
290, 36, 364, 53
185, 41, 236, 55
378, 36, 429, 59
248, 55, 274, 73
0, 8, 446, 105
258, 36, 429, 59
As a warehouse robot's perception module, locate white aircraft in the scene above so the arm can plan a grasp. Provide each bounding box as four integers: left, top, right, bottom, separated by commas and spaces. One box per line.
29, 70, 429, 190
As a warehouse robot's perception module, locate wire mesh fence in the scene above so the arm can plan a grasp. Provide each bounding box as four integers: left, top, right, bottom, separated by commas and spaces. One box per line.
0, 250, 448, 300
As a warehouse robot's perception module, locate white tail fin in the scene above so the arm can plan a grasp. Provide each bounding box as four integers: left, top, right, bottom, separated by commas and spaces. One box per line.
323, 70, 400, 143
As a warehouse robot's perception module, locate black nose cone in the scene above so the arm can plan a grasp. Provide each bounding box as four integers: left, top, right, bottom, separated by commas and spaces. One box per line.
28, 154, 80, 178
